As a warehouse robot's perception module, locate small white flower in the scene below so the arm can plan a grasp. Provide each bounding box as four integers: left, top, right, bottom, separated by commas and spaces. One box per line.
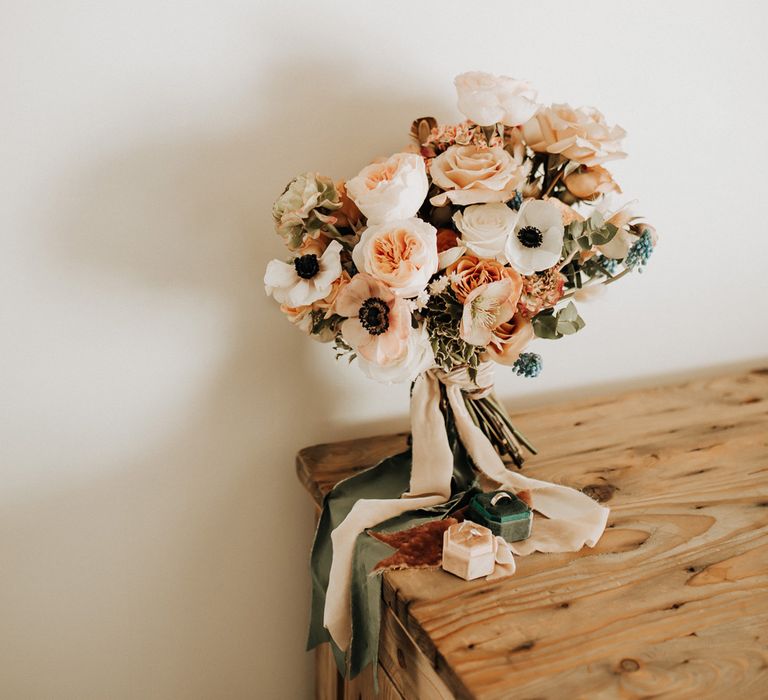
453, 203, 517, 260
428, 275, 450, 296
504, 200, 564, 276
357, 324, 435, 384
264, 240, 342, 307
413, 289, 430, 311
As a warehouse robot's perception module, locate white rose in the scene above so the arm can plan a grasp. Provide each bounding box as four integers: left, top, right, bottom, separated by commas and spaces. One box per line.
453, 203, 517, 260
357, 324, 435, 384
352, 217, 438, 298
345, 152, 429, 224
455, 71, 539, 127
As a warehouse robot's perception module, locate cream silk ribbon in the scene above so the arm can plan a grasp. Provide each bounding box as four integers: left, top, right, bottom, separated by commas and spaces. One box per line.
323, 364, 609, 651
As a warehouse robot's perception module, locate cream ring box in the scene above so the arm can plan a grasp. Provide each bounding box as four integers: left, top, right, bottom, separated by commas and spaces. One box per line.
441, 521, 496, 581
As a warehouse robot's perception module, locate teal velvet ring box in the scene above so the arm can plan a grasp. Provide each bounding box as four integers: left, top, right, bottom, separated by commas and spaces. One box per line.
467, 491, 532, 542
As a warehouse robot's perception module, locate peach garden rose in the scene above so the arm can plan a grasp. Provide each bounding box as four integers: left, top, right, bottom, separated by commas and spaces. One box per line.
352, 217, 438, 298
345, 152, 428, 224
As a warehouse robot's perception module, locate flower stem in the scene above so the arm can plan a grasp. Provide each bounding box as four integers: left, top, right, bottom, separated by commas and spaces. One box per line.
486, 395, 538, 455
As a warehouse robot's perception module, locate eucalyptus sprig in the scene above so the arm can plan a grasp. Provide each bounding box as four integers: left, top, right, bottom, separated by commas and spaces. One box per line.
531, 301, 586, 339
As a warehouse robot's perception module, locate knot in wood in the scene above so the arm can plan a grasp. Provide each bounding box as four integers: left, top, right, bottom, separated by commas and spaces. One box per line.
619, 658, 640, 673
582, 483, 616, 503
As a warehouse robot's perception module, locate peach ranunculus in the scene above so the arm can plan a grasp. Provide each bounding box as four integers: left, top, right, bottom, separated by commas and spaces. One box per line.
564, 165, 621, 200
335, 273, 411, 365
447, 255, 523, 306
521, 104, 626, 167
429, 144, 530, 207
352, 217, 438, 298
345, 152, 429, 224
486, 314, 534, 365
460, 278, 519, 346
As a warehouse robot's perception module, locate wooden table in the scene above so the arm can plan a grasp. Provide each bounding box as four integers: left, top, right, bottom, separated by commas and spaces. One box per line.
297, 369, 768, 699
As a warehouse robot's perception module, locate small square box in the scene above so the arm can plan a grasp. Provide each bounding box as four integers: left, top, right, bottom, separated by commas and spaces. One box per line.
441, 521, 496, 581
467, 491, 532, 543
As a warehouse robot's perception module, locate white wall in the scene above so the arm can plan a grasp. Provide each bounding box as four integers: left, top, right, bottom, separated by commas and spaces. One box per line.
2, 1, 766, 698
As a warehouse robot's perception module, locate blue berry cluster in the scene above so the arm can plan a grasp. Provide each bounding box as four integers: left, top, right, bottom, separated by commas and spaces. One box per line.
507, 191, 523, 211
512, 352, 543, 378
597, 255, 619, 276
625, 230, 654, 272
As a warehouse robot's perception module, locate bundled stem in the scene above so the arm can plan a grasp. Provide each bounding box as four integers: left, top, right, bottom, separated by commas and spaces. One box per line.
462, 393, 536, 468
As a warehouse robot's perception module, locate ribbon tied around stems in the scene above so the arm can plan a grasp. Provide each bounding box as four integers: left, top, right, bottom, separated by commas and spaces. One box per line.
323, 362, 609, 652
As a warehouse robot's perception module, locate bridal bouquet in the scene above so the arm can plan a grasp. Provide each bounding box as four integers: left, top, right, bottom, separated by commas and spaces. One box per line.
265, 71, 657, 679
266, 72, 656, 465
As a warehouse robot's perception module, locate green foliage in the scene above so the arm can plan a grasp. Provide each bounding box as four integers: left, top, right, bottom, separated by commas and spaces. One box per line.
562, 211, 618, 258
559, 212, 620, 291
332, 333, 356, 362
424, 290, 483, 376
532, 302, 586, 339
310, 311, 343, 339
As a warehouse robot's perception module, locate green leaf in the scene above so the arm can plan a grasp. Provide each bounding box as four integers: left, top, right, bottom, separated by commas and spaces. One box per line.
532, 312, 560, 339
558, 301, 578, 322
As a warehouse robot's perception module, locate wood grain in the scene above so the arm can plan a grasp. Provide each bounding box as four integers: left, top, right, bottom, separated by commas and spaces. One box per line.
298, 369, 768, 699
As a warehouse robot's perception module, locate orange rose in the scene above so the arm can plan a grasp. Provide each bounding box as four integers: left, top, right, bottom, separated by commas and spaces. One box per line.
564, 165, 621, 200
486, 314, 534, 365
447, 255, 522, 305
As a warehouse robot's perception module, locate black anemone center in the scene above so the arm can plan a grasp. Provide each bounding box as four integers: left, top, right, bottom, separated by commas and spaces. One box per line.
293, 254, 320, 279
517, 226, 543, 249
358, 297, 390, 336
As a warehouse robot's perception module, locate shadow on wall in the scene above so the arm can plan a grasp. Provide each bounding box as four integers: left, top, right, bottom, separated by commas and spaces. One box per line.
5, 61, 444, 698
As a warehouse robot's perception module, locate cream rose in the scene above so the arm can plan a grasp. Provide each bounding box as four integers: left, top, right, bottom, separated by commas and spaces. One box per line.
521, 104, 626, 167
453, 202, 517, 259
352, 217, 438, 298
430, 145, 530, 207
454, 71, 539, 127
345, 152, 429, 224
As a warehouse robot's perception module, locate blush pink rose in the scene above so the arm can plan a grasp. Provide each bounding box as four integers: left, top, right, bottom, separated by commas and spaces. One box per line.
429, 145, 530, 207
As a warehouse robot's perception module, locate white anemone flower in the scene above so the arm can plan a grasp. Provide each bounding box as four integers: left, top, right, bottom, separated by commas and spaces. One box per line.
460, 278, 517, 346
264, 240, 342, 307
503, 199, 564, 275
